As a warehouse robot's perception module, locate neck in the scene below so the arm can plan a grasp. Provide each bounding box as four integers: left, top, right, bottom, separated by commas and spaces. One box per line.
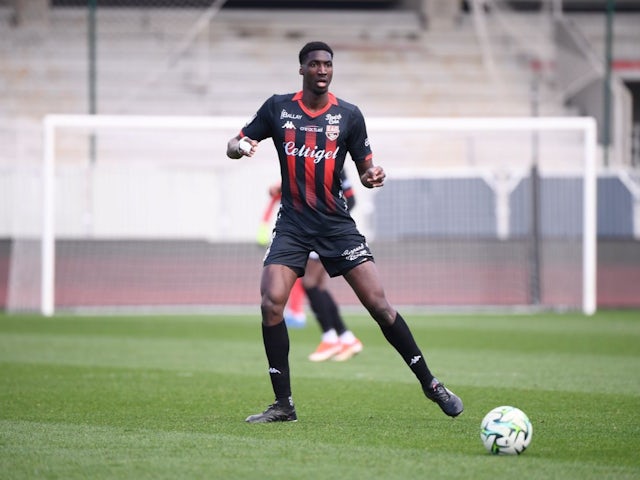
301, 91, 329, 112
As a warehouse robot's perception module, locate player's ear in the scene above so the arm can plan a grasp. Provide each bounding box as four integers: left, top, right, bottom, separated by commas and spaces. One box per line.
299, 66, 303, 75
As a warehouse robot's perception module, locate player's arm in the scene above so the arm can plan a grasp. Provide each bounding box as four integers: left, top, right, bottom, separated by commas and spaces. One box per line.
228, 97, 275, 159
356, 158, 386, 189
226, 134, 257, 159
347, 106, 382, 189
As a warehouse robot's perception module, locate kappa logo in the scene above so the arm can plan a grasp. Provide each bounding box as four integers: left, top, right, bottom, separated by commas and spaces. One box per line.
282, 121, 296, 130
409, 355, 422, 366
268, 367, 282, 374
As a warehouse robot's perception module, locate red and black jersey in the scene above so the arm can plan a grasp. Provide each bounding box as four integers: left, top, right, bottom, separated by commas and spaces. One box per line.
241, 91, 372, 236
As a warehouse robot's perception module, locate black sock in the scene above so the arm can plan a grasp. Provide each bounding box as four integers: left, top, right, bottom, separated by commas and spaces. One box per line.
379, 313, 434, 389
262, 321, 291, 402
321, 290, 347, 335
305, 286, 334, 333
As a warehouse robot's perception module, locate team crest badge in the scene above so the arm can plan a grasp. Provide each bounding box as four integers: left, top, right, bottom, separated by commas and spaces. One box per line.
326, 125, 340, 141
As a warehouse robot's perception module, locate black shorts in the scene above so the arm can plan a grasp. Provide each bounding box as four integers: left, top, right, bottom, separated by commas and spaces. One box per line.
263, 229, 374, 278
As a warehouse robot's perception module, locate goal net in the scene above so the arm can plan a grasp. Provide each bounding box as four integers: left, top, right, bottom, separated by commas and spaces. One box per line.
7, 114, 596, 315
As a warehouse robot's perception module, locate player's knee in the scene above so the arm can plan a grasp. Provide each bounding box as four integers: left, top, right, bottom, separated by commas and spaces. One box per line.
364, 298, 395, 326
260, 294, 285, 325
301, 277, 315, 291
370, 309, 395, 327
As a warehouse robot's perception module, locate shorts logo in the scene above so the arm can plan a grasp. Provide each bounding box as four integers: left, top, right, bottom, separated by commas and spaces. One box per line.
326, 125, 339, 141
342, 243, 371, 262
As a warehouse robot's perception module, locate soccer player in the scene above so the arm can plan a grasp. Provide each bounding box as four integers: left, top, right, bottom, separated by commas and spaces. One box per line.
227, 41, 463, 423
265, 173, 364, 362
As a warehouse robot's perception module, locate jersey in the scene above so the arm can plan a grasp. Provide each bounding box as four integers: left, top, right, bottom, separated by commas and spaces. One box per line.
241, 91, 372, 237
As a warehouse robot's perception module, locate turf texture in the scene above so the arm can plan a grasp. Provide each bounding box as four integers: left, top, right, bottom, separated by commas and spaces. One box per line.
1, 311, 639, 479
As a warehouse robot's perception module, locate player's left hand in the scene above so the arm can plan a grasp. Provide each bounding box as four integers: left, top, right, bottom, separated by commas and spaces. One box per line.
361, 166, 385, 188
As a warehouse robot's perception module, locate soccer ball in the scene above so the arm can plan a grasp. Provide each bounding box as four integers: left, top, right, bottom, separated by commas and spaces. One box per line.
480, 406, 532, 455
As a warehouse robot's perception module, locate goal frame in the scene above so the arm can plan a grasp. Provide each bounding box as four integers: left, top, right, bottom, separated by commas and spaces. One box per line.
41, 114, 598, 316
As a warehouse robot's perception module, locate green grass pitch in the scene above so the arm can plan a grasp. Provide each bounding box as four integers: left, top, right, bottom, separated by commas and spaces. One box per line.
1, 310, 639, 479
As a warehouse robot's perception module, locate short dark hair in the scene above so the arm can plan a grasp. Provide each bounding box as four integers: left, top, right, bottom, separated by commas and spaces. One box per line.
298, 41, 333, 65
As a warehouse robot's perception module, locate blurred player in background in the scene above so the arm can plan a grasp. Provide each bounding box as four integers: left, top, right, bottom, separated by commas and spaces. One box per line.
227, 41, 463, 423
259, 172, 363, 362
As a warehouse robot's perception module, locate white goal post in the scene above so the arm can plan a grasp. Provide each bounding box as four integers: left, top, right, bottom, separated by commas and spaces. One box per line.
37, 114, 597, 316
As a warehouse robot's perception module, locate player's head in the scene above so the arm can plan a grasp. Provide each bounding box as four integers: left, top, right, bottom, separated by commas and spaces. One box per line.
298, 41, 333, 65
299, 41, 333, 95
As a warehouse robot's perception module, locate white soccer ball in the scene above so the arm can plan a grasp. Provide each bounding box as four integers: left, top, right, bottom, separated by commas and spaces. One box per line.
480, 405, 532, 455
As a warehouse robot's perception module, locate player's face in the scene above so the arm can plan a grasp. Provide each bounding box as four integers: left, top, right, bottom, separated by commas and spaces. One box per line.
300, 50, 333, 95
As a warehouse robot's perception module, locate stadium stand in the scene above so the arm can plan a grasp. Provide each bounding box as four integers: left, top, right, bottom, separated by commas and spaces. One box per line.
0, 4, 563, 121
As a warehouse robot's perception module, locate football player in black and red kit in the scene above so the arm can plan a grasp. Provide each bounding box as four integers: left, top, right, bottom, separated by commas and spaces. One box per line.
227, 41, 463, 423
